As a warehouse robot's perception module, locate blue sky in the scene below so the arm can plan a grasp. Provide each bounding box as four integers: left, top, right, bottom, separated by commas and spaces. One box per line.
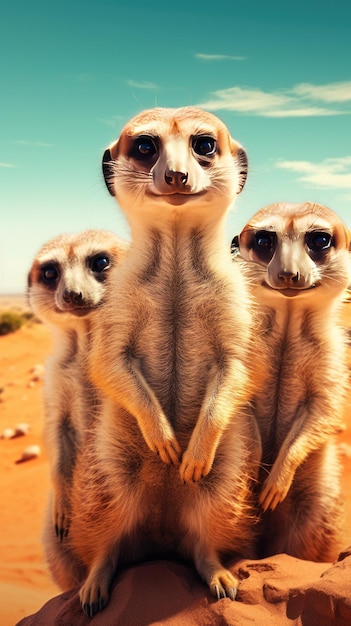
1, 0, 351, 293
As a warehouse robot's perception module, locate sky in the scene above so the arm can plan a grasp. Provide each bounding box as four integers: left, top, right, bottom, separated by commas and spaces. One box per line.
1, 0, 351, 293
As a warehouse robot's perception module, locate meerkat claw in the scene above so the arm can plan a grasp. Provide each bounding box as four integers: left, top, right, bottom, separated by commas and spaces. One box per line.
55, 524, 69, 542
227, 586, 237, 601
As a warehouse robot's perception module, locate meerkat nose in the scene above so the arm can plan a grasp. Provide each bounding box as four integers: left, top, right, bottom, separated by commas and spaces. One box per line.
278, 271, 300, 284
63, 289, 84, 305
164, 169, 188, 187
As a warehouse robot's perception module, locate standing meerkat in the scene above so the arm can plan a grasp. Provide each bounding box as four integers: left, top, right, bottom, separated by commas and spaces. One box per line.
65, 106, 264, 616
237, 202, 350, 561
27, 229, 129, 544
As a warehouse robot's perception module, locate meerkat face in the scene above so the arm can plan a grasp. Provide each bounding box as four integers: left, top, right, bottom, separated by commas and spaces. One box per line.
238, 202, 351, 301
27, 230, 129, 326
102, 107, 247, 224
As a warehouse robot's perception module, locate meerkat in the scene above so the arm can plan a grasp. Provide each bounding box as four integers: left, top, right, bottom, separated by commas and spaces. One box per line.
27, 229, 129, 543
60, 106, 265, 617
237, 201, 351, 561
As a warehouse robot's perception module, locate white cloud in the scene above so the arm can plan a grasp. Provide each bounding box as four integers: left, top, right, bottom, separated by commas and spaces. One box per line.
276, 157, 351, 189
197, 81, 351, 117
15, 140, 53, 147
261, 107, 343, 118
126, 80, 158, 89
195, 53, 246, 61
0, 162, 15, 168
199, 87, 291, 112
291, 81, 351, 103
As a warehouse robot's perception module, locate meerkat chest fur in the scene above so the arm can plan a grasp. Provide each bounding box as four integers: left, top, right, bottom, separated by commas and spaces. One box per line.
100, 224, 253, 437
256, 300, 343, 456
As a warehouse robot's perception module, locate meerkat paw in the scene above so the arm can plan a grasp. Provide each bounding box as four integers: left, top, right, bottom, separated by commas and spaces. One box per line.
52, 498, 70, 541
79, 576, 110, 618
154, 436, 181, 465
209, 569, 239, 601
259, 471, 293, 512
179, 450, 212, 484
143, 425, 181, 465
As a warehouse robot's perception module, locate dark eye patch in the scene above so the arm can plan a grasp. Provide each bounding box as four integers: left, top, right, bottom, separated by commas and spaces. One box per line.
250, 230, 277, 265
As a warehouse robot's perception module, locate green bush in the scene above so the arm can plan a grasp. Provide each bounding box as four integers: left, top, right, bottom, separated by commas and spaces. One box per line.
0, 311, 24, 335
21, 310, 38, 323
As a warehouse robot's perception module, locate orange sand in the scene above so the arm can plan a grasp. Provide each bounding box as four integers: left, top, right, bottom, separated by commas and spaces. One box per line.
1, 300, 351, 625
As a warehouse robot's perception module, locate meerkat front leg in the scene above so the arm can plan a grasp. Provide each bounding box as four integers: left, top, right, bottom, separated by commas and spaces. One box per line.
180, 358, 250, 483
49, 413, 79, 540
126, 358, 182, 464
259, 398, 342, 511
51, 479, 71, 541
91, 351, 181, 465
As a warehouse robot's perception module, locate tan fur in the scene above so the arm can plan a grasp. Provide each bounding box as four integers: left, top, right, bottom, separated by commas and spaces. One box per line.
27, 229, 129, 543
64, 107, 263, 616
237, 201, 351, 560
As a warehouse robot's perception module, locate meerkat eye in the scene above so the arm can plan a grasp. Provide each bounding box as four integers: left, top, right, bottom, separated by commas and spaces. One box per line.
305, 231, 333, 253
252, 230, 277, 264
192, 136, 217, 157
132, 135, 158, 160
90, 254, 111, 273
40, 264, 59, 284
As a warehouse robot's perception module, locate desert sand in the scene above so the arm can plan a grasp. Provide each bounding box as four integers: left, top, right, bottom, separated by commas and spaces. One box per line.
1, 295, 351, 625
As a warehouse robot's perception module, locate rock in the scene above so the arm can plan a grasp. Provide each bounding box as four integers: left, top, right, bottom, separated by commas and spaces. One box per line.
15, 445, 41, 463
1, 423, 30, 439
29, 363, 45, 382
1, 427, 16, 439
14, 422, 30, 436
14, 549, 351, 625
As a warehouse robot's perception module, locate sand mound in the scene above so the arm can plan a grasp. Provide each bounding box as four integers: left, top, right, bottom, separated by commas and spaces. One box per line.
15, 549, 351, 625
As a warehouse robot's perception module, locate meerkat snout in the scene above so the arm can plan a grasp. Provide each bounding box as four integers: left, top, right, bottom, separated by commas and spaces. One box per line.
164, 168, 188, 188
62, 289, 83, 305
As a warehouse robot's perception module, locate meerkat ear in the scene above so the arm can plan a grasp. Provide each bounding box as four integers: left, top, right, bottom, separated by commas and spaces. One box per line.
102, 148, 115, 196
102, 139, 120, 196
236, 148, 248, 194
229, 136, 248, 194
27, 270, 32, 289
231, 235, 239, 254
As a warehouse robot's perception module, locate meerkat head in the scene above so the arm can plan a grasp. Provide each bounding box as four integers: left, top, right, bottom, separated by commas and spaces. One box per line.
102, 107, 247, 227
237, 202, 351, 303
27, 230, 129, 327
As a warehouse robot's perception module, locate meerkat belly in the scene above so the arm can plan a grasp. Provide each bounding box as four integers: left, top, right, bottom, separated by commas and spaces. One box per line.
138, 318, 212, 429
131, 257, 224, 435
256, 329, 315, 461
